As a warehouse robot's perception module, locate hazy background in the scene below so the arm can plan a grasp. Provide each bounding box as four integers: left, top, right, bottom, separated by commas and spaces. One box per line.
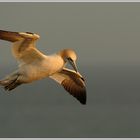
0, 3, 140, 138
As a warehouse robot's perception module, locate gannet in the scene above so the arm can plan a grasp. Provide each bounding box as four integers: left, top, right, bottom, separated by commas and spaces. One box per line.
0, 30, 86, 104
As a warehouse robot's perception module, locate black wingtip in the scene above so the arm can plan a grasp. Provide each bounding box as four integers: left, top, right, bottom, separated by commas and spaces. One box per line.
81, 102, 86, 105
79, 96, 86, 105
26, 32, 34, 34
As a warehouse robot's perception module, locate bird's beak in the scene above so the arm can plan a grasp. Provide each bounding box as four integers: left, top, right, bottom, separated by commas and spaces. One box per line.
68, 59, 78, 72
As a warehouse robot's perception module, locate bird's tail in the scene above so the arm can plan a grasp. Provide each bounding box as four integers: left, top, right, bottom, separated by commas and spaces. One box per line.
0, 72, 21, 91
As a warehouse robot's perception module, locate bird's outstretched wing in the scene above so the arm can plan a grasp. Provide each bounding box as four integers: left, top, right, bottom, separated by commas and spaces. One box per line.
49, 68, 86, 105
0, 30, 43, 63
0, 30, 39, 42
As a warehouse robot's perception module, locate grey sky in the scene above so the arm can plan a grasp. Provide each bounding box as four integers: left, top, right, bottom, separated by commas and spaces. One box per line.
0, 3, 140, 66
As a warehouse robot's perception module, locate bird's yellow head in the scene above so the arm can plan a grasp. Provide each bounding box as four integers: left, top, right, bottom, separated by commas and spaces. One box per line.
59, 49, 78, 72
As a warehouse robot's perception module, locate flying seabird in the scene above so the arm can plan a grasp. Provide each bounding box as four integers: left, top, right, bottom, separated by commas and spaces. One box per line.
0, 30, 86, 105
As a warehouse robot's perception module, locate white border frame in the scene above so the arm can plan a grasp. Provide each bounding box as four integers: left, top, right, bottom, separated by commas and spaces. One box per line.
0, 0, 140, 2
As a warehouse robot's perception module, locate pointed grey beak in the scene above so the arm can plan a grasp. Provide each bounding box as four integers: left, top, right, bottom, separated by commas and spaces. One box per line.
68, 59, 78, 72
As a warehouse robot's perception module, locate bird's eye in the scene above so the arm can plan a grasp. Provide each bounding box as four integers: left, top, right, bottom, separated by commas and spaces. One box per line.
67, 57, 73, 61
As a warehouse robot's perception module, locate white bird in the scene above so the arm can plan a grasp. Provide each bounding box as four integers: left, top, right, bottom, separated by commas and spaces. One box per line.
0, 30, 86, 104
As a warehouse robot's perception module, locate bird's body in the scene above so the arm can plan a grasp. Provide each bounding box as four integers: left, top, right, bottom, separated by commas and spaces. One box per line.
18, 54, 65, 83
0, 30, 86, 104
